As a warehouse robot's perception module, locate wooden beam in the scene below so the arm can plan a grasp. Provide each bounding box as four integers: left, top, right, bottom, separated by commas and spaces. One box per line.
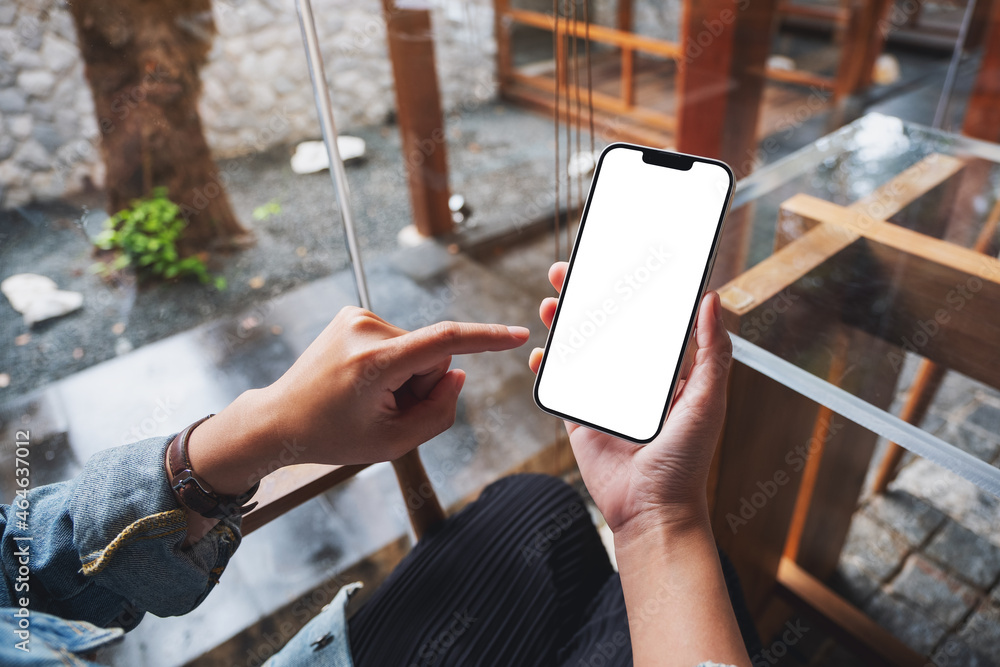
621, 47, 635, 108
509, 72, 677, 131
710, 0, 780, 288
500, 82, 673, 147
616, 0, 634, 33
676, 0, 738, 158
777, 3, 850, 23
391, 450, 446, 539
719, 223, 857, 319
965, 0, 995, 50
870, 360, 948, 493
776, 557, 928, 666
242, 462, 369, 535
781, 194, 1000, 389
963, 0, 1000, 142
721, 0, 780, 180
712, 359, 824, 616
773, 153, 968, 248
495, 0, 512, 86
383, 0, 452, 237
782, 194, 1000, 286
854, 0, 893, 92
505, 8, 682, 59
765, 67, 835, 91
788, 325, 901, 580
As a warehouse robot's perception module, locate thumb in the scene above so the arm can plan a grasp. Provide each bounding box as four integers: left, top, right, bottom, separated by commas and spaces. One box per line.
674, 292, 732, 414
391, 369, 467, 449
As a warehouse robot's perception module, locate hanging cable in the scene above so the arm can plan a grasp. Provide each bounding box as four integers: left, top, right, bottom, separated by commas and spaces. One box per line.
553, 0, 562, 262
583, 0, 595, 157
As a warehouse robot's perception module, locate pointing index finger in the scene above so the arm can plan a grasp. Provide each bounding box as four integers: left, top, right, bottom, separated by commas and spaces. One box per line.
387, 321, 530, 378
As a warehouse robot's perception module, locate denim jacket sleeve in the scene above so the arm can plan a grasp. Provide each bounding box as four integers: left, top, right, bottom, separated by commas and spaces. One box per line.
0, 434, 242, 663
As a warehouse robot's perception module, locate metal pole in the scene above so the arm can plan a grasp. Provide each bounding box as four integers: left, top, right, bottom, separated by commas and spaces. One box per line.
295, 0, 371, 310
932, 0, 977, 130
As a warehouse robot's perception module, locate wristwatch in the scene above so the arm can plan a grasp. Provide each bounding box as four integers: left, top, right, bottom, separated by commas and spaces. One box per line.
166, 415, 260, 520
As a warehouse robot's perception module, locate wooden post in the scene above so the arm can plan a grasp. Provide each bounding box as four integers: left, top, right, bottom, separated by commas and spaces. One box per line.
965, 0, 995, 50
827, 0, 892, 99
963, 0, 1000, 142
675, 0, 738, 158
616, 0, 634, 33
392, 450, 446, 539
711, 0, 781, 287
712, 357, 825, 616
382, 0, 453, 237
495, 0, 512, 88
621, 47, 635, 108
719, 0, 780, 179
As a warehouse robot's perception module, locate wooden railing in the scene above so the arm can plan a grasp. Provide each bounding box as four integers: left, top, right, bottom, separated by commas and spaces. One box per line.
495, 1, 681, 141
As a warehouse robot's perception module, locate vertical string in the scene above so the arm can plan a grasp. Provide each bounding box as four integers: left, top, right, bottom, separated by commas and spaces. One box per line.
583, 0, 595, 158
553, 0, 561, 263
563, 0, 572, 263
571, 0, 583, 252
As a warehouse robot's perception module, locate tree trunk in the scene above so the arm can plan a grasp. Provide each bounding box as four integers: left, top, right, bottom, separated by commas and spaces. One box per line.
69, 0, 251, 255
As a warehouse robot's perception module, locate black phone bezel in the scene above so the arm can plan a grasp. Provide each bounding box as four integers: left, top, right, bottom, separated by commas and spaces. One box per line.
532, 142, 735, 444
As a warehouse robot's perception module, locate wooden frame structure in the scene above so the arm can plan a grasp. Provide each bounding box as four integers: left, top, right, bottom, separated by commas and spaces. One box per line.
494, 0, 683, 146
768, 0, 893, 98
710, 150, 1000, 664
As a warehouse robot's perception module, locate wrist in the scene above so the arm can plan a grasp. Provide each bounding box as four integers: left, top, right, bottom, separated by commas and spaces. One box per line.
186, 388, 283, 495
612, 502, 712, 555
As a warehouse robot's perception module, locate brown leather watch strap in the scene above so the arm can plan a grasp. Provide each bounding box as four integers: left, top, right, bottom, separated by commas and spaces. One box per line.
167, 415, 259, 520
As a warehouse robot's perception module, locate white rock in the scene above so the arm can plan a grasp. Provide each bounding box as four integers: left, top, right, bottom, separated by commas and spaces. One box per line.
290, 137, 366, 174
41, 33, 79, 73
16, 69, 55, 97
767, 55, 795, 72
873, 53, 901, 86
9, 113, 32, 140
1, 273, 83, 327
13, 138, 49, 171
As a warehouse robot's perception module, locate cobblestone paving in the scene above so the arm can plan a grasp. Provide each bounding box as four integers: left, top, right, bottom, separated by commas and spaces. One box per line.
801, 357, 1000, 666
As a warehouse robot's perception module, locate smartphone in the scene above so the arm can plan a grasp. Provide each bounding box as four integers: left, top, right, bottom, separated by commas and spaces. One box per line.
533, 143, 734, 443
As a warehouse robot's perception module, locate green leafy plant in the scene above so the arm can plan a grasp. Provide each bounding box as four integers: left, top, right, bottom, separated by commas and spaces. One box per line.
252, 199, 282, 221
92, 188, 226, 290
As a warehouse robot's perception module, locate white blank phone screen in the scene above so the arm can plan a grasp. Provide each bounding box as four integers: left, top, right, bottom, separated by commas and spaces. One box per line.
535, 147, 731, 442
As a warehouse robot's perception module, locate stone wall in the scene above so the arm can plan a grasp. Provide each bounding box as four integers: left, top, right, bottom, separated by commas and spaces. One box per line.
0, 0, 496, 208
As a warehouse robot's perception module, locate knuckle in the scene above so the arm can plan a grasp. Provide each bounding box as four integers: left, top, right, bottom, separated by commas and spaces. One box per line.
431, 321, 461, 344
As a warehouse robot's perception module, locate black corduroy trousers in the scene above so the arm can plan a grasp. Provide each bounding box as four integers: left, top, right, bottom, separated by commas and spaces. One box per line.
348, 473, 761, 667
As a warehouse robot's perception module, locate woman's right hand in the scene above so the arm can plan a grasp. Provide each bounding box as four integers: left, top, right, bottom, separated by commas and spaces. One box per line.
188, 306, 529, 496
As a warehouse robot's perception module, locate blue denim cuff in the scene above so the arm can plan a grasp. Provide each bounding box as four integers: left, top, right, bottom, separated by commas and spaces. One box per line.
263, 582, 361, 667
67, 435, 241, 626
